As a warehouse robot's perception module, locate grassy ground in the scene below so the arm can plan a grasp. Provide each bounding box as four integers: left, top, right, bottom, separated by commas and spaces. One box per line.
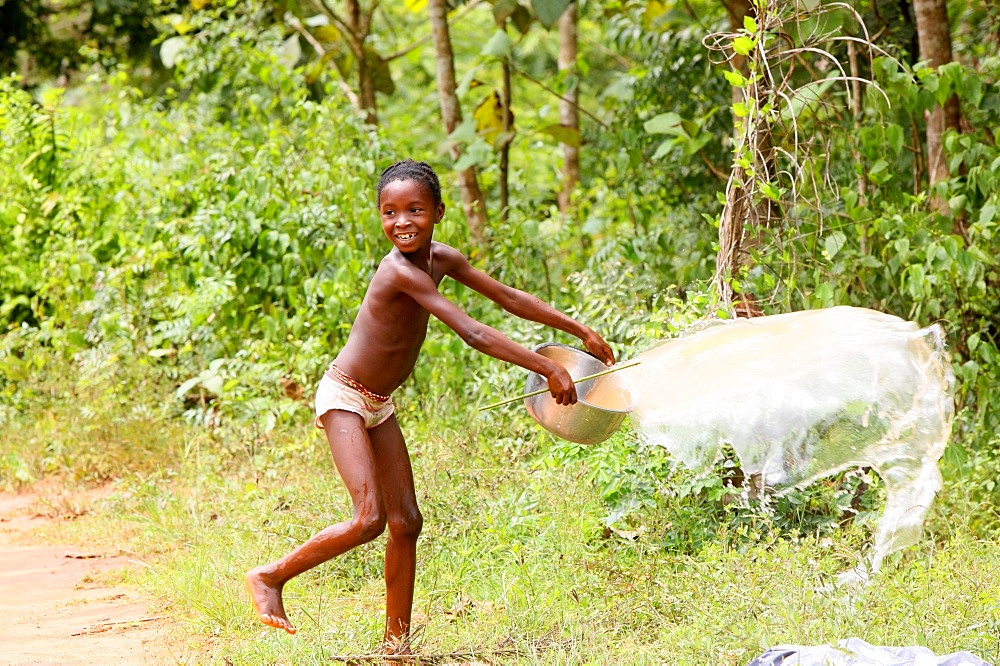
3, 367, 1000, 664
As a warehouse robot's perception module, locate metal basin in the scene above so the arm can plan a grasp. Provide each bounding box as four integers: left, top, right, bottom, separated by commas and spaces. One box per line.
524, 343, 634, 445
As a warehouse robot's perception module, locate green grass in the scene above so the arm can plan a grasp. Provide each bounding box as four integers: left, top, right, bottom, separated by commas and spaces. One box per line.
4, 368, 1000, 664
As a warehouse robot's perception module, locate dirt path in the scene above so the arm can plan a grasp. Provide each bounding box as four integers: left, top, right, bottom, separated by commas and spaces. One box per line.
1, 489, 189, 665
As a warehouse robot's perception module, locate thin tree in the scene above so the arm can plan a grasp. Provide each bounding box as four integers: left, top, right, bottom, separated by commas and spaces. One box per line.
556, 1, 580, 212
428, 0, 489, 244
912, 0, 962, 220
309, 0, 380, 125
499, 17, 513, 222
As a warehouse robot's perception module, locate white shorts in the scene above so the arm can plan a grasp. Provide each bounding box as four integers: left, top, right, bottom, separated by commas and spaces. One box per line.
314, 373, 395, 430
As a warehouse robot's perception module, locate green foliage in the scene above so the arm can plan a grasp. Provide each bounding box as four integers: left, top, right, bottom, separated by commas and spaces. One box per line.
159, 2, 303, 123
0, 0, 182, 85
740, 54, 1000, 441
1, 24, 388, 429
3, 8, 1000, 657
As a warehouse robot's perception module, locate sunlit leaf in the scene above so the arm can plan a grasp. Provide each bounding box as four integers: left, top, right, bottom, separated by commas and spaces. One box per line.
724, 70, 747, 87
159, 36, 187, 69
175, 376, 202, 398
824, 231, 847, 259
312, 25, 341, 42
473, 90, 508, 144
732, 36, 755, 56
538, 124, 581, 146
303, 14, 329, 27
759, 181, 781, 201
277, 35, 301, 71
643, 112, 682, 134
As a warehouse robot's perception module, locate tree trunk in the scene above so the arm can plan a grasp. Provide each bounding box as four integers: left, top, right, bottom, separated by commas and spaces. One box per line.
345, 0, 378, 125
912, 0, 961, 218
499, 51, 511, 223
557, 2, 579, 212
313, 0, 378, 125
427, 0, 488, 244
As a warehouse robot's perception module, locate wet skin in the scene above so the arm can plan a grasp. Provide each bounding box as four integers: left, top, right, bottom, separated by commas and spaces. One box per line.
245, 177, 614, 649
245, 409, 418, 642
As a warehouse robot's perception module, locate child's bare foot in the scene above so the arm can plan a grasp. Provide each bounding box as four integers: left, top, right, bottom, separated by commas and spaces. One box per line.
244, 567, 297, 635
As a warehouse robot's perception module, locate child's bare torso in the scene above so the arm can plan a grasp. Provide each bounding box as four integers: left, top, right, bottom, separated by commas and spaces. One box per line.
333, 247, 445, 396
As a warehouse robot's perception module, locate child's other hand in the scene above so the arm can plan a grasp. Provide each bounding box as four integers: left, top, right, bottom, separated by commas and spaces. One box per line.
547, 365, 578, 405
582, 329, 616, 366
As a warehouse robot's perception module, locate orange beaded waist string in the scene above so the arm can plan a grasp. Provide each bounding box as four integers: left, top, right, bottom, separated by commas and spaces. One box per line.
325, 364, 391, 403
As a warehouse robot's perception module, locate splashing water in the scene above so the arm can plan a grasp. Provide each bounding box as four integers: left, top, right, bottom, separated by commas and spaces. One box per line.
588, 306, 955, 582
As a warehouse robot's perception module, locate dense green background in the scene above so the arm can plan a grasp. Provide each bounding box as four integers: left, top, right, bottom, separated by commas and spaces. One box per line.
1, 0, 999, 662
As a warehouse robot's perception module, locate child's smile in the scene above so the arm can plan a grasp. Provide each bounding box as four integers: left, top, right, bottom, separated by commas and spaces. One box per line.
378, 179, 444, 256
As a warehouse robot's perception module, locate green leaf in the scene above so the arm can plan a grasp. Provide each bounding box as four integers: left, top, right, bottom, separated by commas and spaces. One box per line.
824, 231, 847, 259
732, 36, 755, 56
509, 5, 533, 34
979, 204, 996, 225
643, 112, 682, 134
532, 0, 571, 29
680, 119, 700, 137
202, 373, 225, 396
446, 119, 477, 145
453, 150, 480, 172
957, 70, 984, 108
481, 30, 512, 59
175, 376, 202, 399
493, 0, 521, 24
652, 138, 676, 160
868, 159, 891, 185
884, 123, 904, 156
759, 181, 781, 201
538, 124, 581, 146
743, 16, 758, 33
723, 70, 747, 87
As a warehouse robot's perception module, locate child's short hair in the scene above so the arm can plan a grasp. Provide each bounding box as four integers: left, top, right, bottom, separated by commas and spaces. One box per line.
378, 159, 442, 207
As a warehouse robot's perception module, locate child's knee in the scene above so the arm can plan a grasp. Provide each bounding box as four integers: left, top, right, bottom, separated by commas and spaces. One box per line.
388, 507, 423, 540
354, 509, 388, 542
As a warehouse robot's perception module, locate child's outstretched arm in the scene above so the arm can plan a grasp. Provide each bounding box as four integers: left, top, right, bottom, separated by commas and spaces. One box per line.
387, 256, 583, 404
440, 246, 615, 366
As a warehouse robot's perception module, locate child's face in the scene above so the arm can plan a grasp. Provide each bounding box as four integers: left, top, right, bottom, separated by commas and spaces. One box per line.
379, 179, 445, 255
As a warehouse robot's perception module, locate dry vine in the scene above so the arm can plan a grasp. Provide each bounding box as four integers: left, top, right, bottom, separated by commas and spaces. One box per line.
702, 0, 895, 313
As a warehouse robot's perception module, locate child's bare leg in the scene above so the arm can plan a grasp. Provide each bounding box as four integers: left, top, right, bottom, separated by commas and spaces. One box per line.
370, 414, 422, 653
245, 410, 387, 634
